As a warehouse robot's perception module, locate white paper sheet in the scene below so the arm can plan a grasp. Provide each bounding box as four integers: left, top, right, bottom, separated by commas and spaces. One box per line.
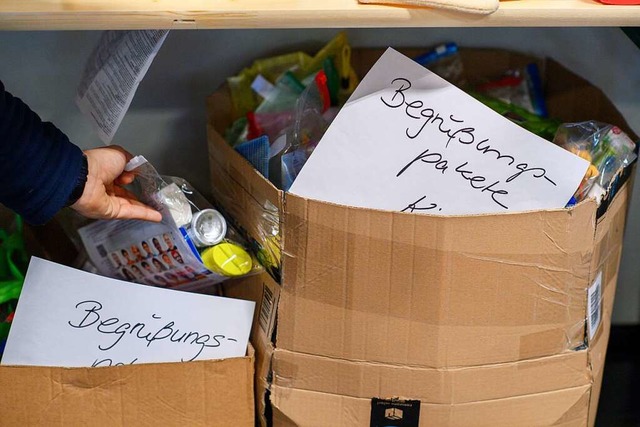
289, 48, 590, 215
1, 258, 254, 368
76, 30, 169, 144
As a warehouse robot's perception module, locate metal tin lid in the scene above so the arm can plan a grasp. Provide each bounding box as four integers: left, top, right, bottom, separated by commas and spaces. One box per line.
190, 209, 227, 247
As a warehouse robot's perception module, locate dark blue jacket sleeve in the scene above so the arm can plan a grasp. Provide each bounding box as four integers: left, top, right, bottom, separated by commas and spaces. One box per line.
0, 80, 84, 225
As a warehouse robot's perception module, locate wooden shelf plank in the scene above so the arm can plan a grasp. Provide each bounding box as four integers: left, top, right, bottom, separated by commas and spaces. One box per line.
1, 0, 640, 30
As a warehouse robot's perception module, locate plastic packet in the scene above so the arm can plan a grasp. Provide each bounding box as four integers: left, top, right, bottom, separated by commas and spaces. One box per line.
554, 121, 637, 204
227, 51, 311, 119
414, 42, 465, 87
227, 32, 356, 119
247, 110, 294, 142
235, 135, 271, 179
470, 92, 561, 141
75, 157, 261, 292
280, 72, 330, 190
224, 116, 249, 147
254, 72, 305, 114
264, 70, 329, 191
475, 62, 548, 117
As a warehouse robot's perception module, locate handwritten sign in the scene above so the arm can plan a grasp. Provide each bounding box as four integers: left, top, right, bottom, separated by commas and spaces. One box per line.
289, 48, 590, 215
1, 258, 254, 368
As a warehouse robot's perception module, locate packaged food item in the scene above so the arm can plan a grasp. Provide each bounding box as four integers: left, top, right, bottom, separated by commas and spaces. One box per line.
554, 121, 637, 204
75, 157, 262, 292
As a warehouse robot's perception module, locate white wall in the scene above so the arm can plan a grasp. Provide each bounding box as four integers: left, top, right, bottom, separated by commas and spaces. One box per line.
1, 27, 638, 323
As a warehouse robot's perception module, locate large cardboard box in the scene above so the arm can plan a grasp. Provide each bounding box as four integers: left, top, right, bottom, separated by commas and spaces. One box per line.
0, 209, 256, 427
225, 257, 616, 427
0, 348, 255, 426
211, 48, 636, 426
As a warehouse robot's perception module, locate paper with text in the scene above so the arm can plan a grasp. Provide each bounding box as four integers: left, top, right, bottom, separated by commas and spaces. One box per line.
289, 48, 590, 215
76, 30, 169, 144
1, 258, 254, 368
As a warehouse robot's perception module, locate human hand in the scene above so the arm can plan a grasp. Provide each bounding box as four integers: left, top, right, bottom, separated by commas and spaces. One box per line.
71, 146, 162, 222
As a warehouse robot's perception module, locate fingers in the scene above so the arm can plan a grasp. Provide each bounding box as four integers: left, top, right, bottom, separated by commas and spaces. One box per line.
114, 200, 163, 222
115, 171, 136, 186
111, 188, 162, 222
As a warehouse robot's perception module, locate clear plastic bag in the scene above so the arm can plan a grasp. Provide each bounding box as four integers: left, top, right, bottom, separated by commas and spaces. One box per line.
474, 62, 548, 117
75, 156, 262, 292
414, 42, 465, 87
280, 71, 331, 191
554, 121, 637, 204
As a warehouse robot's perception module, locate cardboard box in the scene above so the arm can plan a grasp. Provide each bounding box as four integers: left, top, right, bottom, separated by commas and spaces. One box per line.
224, 255, 617, 426
0, 347, 255, 426
0, 210, 256, 427
210, 48, 636, 426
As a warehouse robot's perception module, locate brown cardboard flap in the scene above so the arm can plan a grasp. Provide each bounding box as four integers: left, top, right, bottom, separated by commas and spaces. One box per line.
279, 193, 598, 366
0, 352, 254, 426
270, 383, 590, 427
272, 348, 590, 405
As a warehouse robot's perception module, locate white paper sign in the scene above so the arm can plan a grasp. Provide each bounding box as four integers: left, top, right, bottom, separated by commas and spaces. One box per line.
76, 30, 169, 144
289, 48, 590, 215
1, 258, 254, 368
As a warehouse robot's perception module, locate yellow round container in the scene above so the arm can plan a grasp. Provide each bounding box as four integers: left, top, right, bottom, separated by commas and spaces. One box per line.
201, 242, 253, 277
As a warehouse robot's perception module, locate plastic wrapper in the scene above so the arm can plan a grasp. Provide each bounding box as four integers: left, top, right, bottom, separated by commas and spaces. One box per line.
554, 121, 638, 204
474, 62, 548, 117
414, 42, 465, 87
280, 71, 331, 191
254, 72, 305, 115
470, 92, 561, 141
227, 32, 356, 119
74, 156, 262, 292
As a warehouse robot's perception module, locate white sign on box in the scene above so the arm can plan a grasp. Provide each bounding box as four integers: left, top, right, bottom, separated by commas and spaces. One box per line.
1, 258, 254, 368
289, 48, 590, 215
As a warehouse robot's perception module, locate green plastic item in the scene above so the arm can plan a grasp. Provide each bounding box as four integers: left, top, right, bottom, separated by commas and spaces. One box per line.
469, 91, 562, 141
0, 214, 28, 342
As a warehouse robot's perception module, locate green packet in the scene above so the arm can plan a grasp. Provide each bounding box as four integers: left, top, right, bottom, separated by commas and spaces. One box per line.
469, 91, 562, 141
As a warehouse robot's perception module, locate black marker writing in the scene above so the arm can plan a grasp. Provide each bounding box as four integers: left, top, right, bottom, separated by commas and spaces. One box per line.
381, 77, 558, 189
68, 300, 239, 362
401, 196, 442, 213
92, 357, 138, 367
381, 78, 477, 148
397, 148, 449, 177
454, 162, 509, 209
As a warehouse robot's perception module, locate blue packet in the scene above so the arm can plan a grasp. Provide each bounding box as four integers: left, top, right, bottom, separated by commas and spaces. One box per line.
281, 149, 309, 192
235, 135, 270, 179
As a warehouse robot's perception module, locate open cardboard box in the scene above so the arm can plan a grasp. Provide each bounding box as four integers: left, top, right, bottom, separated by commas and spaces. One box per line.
0, 208, 256, 426
210, 47, 636, 426
0, 347, 255, 426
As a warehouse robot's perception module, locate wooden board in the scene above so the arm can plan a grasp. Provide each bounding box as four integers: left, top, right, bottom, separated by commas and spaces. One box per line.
1, 0, 640, 30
